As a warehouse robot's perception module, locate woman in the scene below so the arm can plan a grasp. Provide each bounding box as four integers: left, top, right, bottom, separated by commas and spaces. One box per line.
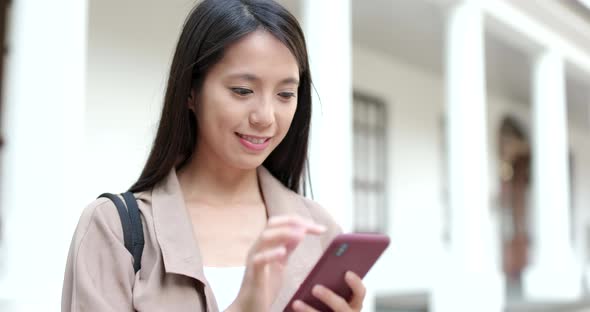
61, 0, 366, 311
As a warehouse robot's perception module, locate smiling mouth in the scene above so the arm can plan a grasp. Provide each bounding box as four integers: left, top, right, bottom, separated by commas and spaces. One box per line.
235, 133, 271, 144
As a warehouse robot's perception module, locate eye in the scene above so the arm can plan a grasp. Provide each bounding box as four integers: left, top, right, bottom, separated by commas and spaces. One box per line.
278, 92, 296, 99
231, 87, 253, 96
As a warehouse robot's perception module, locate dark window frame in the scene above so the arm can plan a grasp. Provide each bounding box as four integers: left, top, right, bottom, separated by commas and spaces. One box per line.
0, 0, 8, 147
0, 0, 9, 244
352, 91, 388, 233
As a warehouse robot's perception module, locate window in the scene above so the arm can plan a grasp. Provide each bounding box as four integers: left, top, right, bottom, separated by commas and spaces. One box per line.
0, 0, 9, 245
352, 92, 387, 233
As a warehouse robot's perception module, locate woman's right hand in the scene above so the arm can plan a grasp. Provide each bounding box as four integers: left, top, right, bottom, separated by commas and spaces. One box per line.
226, 215, 326, 312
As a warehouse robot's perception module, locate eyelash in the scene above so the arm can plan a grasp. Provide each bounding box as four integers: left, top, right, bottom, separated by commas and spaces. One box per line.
231, 87, 253, 96
230, 88, 296, 100
278, 92, 296, 99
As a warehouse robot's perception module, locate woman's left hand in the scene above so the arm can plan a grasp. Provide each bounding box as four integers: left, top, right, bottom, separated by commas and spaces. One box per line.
291, 271, 366, 312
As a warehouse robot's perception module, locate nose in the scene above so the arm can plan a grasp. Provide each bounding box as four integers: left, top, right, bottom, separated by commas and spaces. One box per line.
249, 95, 274, 128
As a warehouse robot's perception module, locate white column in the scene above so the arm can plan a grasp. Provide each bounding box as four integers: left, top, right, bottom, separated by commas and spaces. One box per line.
0, 0, 88, 310
432, 2, 504, 312
302, 0, 354, 233
523, 51, 582, 300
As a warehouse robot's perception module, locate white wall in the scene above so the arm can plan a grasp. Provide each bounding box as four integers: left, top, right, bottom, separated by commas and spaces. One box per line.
82, 0, 192, 203
0, 1, 191, 309
352, 42, 590, 297
0, 0, 88, 310
353, 44, 447, 293
568, 126, 590, 274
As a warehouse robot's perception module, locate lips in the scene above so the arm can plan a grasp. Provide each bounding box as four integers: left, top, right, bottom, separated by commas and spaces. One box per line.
236, 133, 271, 144
235, 132, 272, 152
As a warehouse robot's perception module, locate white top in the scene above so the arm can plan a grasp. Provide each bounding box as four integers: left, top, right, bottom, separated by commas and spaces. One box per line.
203, 266, 246, 311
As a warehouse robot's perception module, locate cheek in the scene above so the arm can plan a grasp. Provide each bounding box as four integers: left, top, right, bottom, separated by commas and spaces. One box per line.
198, 93, 240, 136
277, 103, 298, 134
204, 109, 238, 141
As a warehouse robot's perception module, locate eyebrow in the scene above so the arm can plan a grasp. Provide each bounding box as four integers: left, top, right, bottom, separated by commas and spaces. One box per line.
227, 73, 299, 86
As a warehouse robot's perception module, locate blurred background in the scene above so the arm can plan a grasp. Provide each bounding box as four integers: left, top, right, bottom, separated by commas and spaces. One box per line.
1, 0, 590, 311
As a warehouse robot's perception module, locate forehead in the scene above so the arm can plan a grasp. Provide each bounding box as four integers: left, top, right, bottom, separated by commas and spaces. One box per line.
210, 30, 299, 80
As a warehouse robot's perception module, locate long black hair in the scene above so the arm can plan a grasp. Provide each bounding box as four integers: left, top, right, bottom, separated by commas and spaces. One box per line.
129, 0, 312, 194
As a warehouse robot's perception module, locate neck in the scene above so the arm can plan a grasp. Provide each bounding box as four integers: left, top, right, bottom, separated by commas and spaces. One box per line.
178, 149, 262, 208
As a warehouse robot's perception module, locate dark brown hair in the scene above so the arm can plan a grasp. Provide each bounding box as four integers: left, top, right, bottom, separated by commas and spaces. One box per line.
129, 0, 312, 194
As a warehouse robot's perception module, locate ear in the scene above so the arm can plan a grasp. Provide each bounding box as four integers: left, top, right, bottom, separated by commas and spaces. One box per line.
187, 89, 197, 112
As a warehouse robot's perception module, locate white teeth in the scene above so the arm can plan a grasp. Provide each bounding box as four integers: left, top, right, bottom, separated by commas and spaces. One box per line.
239, 134, 267, 144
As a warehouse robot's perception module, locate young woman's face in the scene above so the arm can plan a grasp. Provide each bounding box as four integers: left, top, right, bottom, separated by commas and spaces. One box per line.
192, 29, 299, 170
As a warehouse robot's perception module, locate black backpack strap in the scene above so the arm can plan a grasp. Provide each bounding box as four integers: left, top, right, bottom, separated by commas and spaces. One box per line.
122, 191, 144, 273
98, 192, 144, 273
98, 193, 133, 254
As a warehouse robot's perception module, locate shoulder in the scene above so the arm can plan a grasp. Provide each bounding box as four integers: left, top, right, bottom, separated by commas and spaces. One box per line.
63, 198, 136, 309
71, 197, 125, 248
75, 190, 150, 239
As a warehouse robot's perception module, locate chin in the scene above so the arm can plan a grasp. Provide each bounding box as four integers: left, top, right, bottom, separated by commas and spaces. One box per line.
232, 157, 267, 171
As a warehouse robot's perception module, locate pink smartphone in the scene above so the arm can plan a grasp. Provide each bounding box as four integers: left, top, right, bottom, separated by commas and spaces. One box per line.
284, 233, 390, 312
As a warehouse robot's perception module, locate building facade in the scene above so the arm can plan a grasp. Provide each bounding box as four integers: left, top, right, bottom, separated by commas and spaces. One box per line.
1, 0, 589, 311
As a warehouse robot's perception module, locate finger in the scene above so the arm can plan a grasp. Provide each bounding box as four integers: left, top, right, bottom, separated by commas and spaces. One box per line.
267, 216, 326, 235
345, 271, 366, 310
255, 217, 326, 254
311, 285, 349, 311
267, 215, 326, 234
291, 300, 320, 312
251, 246, 287, 268
247, 245, 288, 289
257, 227, 306, 253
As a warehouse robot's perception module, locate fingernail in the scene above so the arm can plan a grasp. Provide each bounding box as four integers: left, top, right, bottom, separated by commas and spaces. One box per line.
312, 285, 323, 296
293, 300, 303, 309
314, 224, 327, 232
345, 271, 354, 280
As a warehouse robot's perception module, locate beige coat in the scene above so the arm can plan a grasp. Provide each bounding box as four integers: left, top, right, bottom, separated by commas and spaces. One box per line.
61, 166, 341, 312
